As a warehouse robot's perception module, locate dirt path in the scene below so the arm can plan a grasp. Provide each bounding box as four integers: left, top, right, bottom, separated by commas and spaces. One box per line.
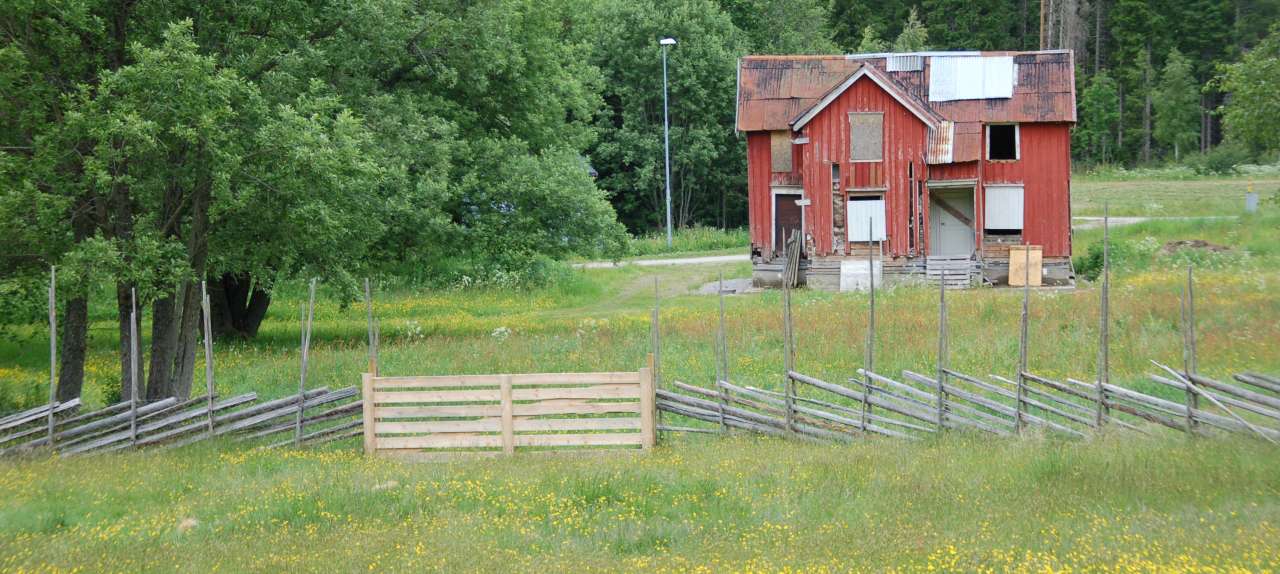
1071, 215, 1238, 230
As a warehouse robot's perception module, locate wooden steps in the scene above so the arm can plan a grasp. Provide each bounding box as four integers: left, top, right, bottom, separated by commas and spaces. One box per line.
926, 255, 975, 289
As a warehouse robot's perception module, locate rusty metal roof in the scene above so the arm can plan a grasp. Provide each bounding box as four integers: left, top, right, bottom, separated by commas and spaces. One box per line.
737, 51, 1076, 133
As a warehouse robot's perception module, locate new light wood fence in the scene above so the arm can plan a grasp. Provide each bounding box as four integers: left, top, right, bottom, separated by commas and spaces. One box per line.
362, 365, 656, 460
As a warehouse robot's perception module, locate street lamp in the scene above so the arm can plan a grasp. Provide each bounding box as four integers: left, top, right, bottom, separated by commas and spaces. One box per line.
660, 37, 676, 248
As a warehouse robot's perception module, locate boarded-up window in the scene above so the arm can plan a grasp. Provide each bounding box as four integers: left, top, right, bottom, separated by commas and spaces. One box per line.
847, 195, 886, 241
849, 113, 883, 162
770, 131, 793, 172
984, 185, 1024, 230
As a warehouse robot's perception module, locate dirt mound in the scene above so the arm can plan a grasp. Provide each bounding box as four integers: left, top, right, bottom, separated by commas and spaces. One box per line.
1160, 239, 1231, 255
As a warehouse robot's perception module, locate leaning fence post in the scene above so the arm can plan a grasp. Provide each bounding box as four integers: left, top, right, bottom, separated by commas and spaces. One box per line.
936, 273, 948, 432
201, 281, 216, 438
1095, 204, 1111, 427
295, 278, 316, 446
47, 266, 57, 448
1016, 242, 1030, 433
653, 277, 662, 395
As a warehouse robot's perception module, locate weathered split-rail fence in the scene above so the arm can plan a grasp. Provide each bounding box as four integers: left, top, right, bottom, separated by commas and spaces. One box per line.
655, 211, 1280, 445
7, 212, 1279, 459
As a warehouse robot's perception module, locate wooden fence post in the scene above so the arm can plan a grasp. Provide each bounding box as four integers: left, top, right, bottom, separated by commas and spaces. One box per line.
1181, 265, 1199, 433
716, 273, 729, 433
129, 288, 139, 446
361, 372, 375, 456
365, 278, 378, 376
201, 281, 216, 438
1016, 242, 1030, 433
640, 357, 656, 449
295, 278, 316, 445
863, 222, 875, 432
782, 247, 795, 434
1096, 205, 1110, 427
500, 375, 514, 455
47, 266, 56, 448
936, 274, 948, 431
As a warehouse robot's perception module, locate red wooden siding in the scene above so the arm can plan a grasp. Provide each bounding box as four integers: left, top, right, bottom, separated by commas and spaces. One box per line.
798, 77, 928, 257
980, 123, 1072, 257
747, 131, 806, 252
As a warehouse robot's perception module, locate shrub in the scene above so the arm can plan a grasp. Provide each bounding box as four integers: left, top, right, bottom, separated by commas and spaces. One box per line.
1185, 143, 1252, 175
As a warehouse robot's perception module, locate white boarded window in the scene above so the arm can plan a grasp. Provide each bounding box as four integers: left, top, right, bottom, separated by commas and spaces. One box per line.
847, 195, 886, 241
985, 185, 1024, 230
849, 112, 883, 162
770, 131, 792, 172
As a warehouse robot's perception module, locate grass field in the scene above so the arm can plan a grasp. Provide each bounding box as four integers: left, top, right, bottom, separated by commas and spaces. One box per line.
2, 174, 1280, 572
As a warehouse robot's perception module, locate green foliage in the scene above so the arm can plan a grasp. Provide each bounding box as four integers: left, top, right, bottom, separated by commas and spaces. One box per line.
1152, 49, 1201, 160
855, 25, 890, 52
627, 226, 749, 256
718, 0, 838, 54
892, 7, 929, 51
1216, 25, 1280, 154
1185, 142, 1252, 175
1076, 71, 1121, 164
587, 0, 749, 232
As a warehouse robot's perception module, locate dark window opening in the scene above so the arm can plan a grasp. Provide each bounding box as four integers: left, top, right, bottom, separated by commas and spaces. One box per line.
985, 229, 1021, 236
988, 124, 1017, 160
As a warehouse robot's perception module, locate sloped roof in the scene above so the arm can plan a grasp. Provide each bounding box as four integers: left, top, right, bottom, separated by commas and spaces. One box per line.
736, 50, 1076, 133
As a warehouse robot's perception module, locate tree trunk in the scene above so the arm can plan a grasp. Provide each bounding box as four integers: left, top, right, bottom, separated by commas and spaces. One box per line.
1142, 46, 1152, 163
146, 291, 181, 400
57, 295, 88, 402
1094, 0, 1104, 72
56, 197, 95, 402
209, 273, 273, 338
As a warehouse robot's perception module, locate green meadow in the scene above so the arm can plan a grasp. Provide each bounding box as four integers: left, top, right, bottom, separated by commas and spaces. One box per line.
1, 175, 1278, 572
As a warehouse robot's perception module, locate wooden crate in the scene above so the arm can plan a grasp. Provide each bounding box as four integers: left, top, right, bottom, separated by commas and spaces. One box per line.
1008, 245, 1043, 287
362, 368, 655, 460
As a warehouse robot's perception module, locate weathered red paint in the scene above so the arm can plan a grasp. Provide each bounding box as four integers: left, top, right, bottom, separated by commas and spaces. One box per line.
742, 50, 1075, 264
798, 76, 928, 257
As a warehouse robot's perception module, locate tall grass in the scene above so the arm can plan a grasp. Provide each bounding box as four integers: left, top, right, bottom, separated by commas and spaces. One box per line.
1, 434, 1277, 571
627, 226, 748, 257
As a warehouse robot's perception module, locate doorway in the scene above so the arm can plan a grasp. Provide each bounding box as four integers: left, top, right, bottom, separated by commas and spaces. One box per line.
772, 191, 803, 257
929, 188, 975, 257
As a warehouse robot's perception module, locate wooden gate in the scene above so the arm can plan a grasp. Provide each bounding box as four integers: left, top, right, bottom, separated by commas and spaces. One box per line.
362, 365, 655, 460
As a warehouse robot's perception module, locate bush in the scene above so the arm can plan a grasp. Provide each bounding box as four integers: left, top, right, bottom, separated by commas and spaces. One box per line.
1185, 143, 1252, 175
628, 226, 749, 257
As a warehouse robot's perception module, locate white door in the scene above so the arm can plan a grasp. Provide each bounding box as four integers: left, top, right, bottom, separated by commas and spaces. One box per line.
929, 189, 975, 256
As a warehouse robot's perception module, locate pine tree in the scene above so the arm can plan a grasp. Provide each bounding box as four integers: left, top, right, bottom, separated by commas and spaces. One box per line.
894, 7, 930, 51
1077, 71, 1121, 164
1152, 48, 1201, 160
856, 25, 889, 52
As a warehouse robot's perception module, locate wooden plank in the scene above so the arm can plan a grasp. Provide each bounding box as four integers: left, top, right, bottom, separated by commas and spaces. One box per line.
375, 405, 504, 418
377, 419, 501, 434
514, 418, 641, 432
373, 389, 502, 404
380, 449, 503, 462
639, 366, 655, 449
378, 434, 504, 449
1008, 245, 1043, 287
511, 385, 640, 401
513, 401, 640, 416
500, 375, 514, 455
373, 375, 504, 389
514, 433, 645, 447
510, 372, 641, 386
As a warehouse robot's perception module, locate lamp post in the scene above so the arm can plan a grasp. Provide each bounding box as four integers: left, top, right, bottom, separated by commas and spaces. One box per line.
660, 37, 676, 248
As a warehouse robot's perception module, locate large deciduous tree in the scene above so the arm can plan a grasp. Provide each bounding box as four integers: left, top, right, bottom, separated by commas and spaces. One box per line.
1216, 25, 1280, 154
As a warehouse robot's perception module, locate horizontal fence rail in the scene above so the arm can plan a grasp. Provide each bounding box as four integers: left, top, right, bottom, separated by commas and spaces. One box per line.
363, 367, 656, 461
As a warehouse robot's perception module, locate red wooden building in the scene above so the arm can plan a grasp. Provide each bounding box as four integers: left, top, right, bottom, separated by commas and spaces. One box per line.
737, 50, 1076, 288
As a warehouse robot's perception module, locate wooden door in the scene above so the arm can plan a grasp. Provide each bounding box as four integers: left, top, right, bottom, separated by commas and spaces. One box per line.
773, 193, 802, 257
